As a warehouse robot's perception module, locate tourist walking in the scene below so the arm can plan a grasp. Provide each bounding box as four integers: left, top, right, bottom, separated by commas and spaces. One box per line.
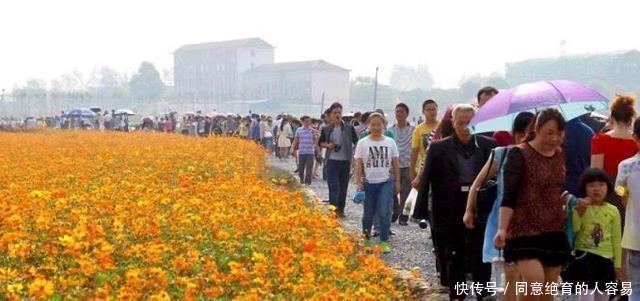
494, 109, 573, 301
568, 168, 622, 301
291, 116, 316, 185
591, 94, 638, 178
615, 117, 640, 301
354, 112, 400, 254
319, 103, 359, 218
463, 111, 535, 301
277, 118, 293, 159
389, 103, 415, 225
413, 104, 496, 301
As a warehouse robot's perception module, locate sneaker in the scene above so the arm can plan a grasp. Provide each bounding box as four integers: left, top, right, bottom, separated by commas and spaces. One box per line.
372, 230, 380, 237
379, 241, 392, 254
399, 220, 409, 226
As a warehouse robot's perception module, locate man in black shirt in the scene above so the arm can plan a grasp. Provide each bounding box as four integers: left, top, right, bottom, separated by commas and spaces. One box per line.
414, 104, 496, 301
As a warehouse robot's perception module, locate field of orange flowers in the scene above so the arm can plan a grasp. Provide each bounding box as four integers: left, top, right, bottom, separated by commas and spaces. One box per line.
0, 131, 416, 300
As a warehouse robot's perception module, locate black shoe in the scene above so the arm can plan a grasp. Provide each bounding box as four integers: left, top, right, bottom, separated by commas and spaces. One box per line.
372, 230, 380, 237
391, 214, 399, 223
399, 220, 409, 226
390, 230, 395, 235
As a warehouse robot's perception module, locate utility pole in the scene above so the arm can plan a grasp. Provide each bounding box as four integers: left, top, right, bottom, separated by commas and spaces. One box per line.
320, 92, 325, 116
373, 67, 379, 110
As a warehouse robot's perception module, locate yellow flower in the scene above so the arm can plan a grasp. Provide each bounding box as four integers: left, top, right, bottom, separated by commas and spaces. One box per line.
148, 290, 171, 301
29, 190, 48, 198
0, 132, 414, 300
7, 283, 24, 294
57, 235, 75, 243
251, 252, 266, 262
0, 268, 18, 282
28, 278, 54, 299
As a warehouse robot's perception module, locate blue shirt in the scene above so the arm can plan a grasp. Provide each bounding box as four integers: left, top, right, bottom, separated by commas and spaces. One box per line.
295, 128, 316, 155
250, 119, 261, 140
483, 147, 510, 263
563, 119, 595, 195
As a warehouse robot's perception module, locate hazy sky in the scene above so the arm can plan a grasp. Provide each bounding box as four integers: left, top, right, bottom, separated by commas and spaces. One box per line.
2, 0, 639, 91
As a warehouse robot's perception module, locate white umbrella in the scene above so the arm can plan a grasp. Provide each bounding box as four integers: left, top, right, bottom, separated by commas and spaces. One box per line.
114, 109, 136, 116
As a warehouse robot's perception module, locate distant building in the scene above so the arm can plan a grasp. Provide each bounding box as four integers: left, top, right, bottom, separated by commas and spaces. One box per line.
242, 60, 350, 108
173, 38, 274, 104
506, 49, 640, 88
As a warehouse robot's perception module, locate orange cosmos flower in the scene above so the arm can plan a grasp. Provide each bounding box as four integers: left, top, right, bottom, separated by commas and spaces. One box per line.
28, 278, 54, 299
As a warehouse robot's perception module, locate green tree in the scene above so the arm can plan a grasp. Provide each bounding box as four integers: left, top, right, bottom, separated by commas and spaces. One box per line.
88, 66, 129, 100
129, 62, 164, 102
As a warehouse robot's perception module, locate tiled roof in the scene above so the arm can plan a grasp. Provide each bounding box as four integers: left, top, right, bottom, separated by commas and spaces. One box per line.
245, 60, 349, 73
176, 38, 273, 52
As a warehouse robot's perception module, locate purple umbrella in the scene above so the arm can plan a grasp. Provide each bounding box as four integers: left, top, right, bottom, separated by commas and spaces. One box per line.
471, 80, 608, 133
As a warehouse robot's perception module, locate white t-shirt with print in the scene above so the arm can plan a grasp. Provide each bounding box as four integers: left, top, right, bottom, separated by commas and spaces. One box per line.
616, 153, 640, 251
354, 136, 399, 184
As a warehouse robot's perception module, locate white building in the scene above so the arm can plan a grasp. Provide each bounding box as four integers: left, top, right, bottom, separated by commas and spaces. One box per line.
242, 60, 350, 108
174, 38, 274, 104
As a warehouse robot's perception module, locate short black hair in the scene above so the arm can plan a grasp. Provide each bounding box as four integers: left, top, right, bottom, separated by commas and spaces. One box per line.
361, 111, 372, 124
512, 112, 535, 134
477, 86, 499, 101
634, 117, 640, 137
328, 102, 343, 113
395, 102, 410, 114
301, 115, 310, 121
422, 99, 438, 110
578, 168, 614, 198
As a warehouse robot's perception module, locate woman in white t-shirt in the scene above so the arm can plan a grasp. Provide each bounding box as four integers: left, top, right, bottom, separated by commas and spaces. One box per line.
354, 112, 401, 254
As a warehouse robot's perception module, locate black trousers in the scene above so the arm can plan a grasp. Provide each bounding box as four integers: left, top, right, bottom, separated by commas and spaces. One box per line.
432, 193, 492, 300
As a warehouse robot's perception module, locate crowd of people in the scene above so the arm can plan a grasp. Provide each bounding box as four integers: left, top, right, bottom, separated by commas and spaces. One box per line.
297, 88, 639, 301
2, 86, 639, 301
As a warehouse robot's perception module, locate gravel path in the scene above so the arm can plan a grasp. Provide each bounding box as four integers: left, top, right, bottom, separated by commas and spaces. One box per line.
268, 156, 578, 301
267, 157, 443, 292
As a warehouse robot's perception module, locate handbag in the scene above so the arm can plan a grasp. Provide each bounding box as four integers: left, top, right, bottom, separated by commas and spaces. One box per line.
476, 150, 498, 222
403, 188, 419, 217
476, 147, 511, 222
